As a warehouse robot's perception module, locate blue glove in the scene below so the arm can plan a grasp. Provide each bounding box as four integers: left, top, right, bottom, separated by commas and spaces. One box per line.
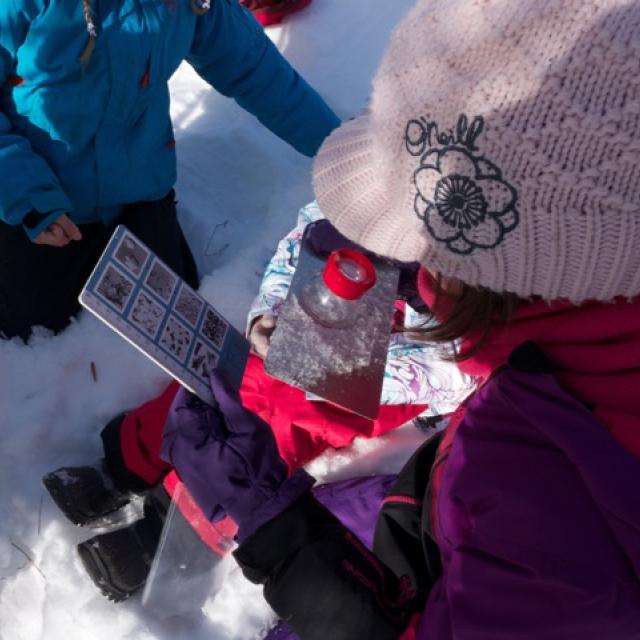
161, 371, 314, 542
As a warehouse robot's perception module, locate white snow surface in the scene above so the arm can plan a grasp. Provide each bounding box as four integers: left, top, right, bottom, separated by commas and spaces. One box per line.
0, 2, 424, 638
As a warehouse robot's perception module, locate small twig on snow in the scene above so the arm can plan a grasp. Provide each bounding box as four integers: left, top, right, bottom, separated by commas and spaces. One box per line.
10, 540, 46, 580
204, 220, 230, 258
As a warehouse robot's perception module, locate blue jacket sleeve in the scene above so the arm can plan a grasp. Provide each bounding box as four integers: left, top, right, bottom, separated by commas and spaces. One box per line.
187, 0, 340, 158
0, 0, 72, 238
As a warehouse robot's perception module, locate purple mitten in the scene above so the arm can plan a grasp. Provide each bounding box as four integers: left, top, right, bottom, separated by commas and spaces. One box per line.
306, 219, 362, 256
161, 372, 314, 542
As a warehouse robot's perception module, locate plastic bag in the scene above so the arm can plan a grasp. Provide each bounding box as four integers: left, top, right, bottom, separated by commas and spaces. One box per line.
142, 483, 237, 618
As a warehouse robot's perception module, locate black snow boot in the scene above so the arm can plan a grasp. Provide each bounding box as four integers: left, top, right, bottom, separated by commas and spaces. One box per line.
77, 488, 168, 602
43, 459, 135, 527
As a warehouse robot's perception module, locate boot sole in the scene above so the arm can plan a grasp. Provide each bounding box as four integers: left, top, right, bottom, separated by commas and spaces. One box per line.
77, 539, 136, 603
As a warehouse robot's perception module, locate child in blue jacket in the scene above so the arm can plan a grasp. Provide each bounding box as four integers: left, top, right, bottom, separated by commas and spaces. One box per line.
0, 0, 339, 339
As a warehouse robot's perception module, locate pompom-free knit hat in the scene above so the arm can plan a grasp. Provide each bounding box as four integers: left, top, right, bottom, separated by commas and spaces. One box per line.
313, 0, 640, 303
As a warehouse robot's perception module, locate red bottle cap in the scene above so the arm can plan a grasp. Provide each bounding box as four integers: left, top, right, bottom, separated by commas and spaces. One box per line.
322, 249, 377, 300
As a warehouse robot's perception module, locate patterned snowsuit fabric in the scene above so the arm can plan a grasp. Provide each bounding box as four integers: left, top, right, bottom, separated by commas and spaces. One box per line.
0, 0, 339, 238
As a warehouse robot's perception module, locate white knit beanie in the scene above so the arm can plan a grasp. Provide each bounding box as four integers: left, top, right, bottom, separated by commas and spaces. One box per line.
313, 0, 640, 303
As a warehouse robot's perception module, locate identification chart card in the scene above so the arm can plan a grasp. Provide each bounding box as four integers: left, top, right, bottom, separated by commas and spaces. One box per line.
79, 226, 249, 404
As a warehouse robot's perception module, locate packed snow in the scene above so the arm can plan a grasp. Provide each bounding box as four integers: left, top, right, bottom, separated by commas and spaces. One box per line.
0, 2, 426, 638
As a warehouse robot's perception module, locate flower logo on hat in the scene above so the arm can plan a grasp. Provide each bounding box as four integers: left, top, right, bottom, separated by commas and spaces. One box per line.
407, 115, 519, 255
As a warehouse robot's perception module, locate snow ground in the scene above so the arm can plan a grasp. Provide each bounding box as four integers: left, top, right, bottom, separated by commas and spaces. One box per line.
0, 2, 422, 638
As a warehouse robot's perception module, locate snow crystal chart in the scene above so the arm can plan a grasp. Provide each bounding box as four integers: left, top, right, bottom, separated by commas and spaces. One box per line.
80, 226, 249, 404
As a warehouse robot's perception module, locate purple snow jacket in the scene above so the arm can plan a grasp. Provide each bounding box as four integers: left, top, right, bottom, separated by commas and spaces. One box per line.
416, 353, 640, 639
236, 344, 640, 640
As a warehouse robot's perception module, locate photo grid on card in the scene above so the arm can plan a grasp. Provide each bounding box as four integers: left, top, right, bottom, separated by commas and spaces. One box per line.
200, 307, 228, 349
82, 226, 250, 403
159, 314, 194, 364
128, 290, 166, 339
173, 283, 204, 328
95, 262, 136, 312
113, 232, 150, 277
145, 258, 178, 302
189, 338, 220, 382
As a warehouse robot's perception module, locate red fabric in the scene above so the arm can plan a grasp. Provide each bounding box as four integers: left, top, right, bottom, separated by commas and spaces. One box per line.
239, 354, 427, 472
418, 267, 640, 521
119, 382, 179, 486
241, 0, 312, 26
399, 614, 422, 640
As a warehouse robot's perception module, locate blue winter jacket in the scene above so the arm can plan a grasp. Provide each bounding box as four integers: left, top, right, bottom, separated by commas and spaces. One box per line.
0, 0, 340, 238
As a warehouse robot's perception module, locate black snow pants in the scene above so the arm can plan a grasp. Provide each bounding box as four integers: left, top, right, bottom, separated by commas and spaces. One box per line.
0, 191, 199, 341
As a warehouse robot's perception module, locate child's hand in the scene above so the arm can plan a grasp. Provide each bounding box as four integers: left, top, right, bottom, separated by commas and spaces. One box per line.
248, 313, 277, 359
34, 214, 82, 247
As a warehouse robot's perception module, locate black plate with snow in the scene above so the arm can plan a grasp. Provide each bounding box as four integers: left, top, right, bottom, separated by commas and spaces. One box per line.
265, 229, 399, 420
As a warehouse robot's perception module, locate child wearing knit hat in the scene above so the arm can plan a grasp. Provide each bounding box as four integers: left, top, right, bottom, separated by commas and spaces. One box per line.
163, 1, 640, 638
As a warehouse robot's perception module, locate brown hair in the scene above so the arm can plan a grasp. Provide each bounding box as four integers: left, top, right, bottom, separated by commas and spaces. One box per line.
410, 274, 521, 361
80, 0, 96, 68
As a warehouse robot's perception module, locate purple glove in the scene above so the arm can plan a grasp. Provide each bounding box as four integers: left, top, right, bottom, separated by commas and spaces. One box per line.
306, 219, 362, 256
161, 371, 314, 542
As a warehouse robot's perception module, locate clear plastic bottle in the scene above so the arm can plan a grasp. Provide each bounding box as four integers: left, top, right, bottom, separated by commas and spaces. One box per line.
300, 248, 377, 328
